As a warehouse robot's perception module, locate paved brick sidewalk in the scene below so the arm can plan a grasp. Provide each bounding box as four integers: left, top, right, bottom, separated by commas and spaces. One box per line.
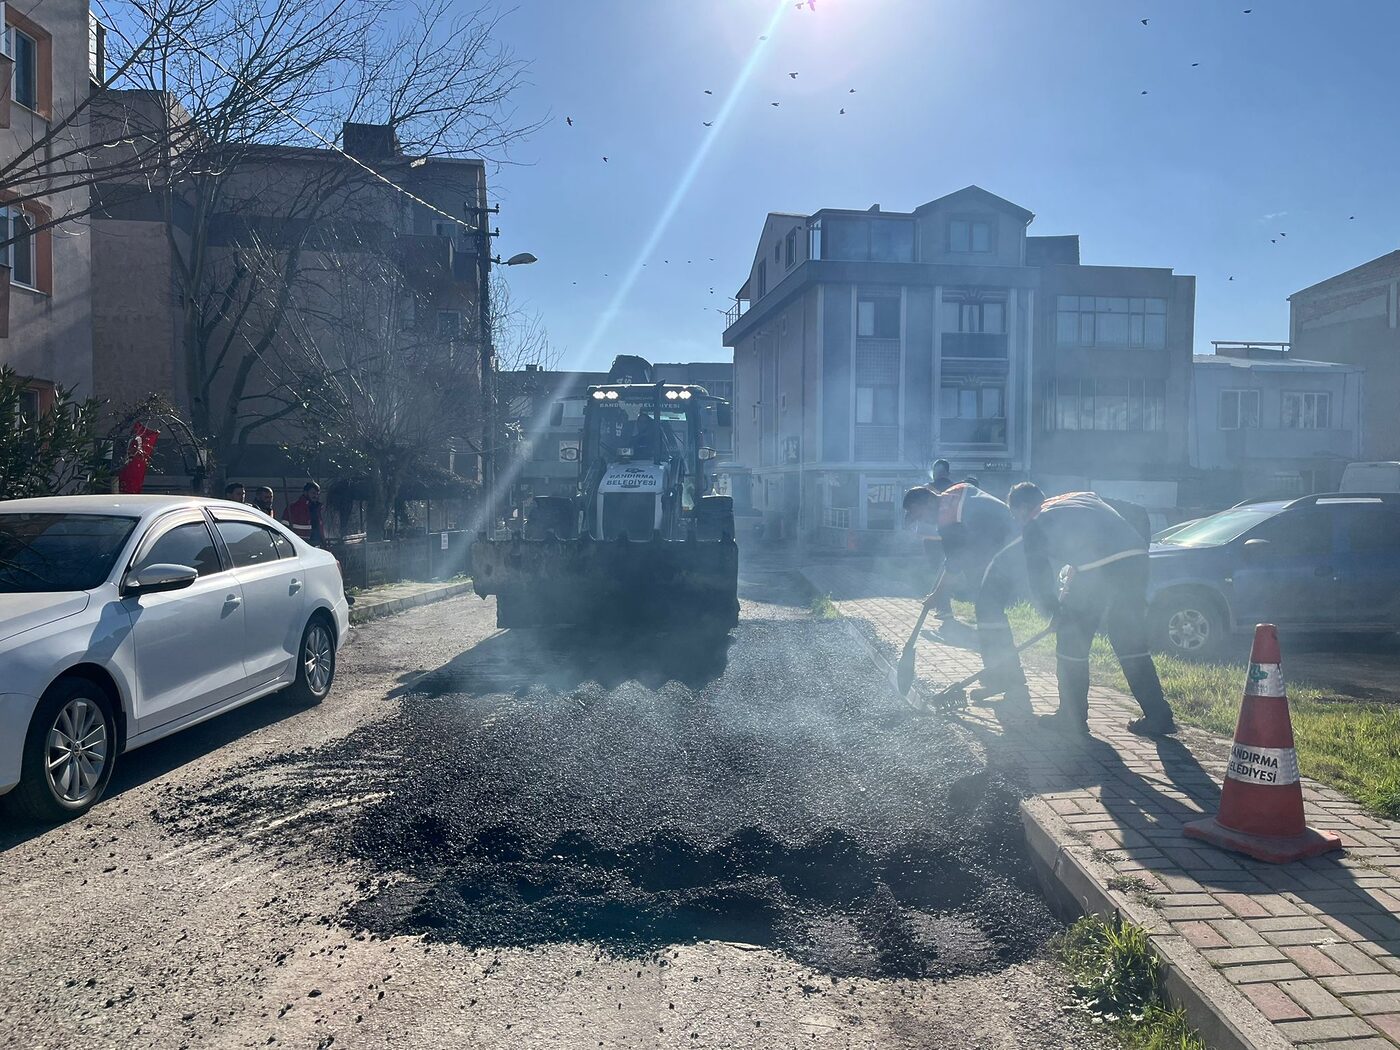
804, 560, 1400, 1050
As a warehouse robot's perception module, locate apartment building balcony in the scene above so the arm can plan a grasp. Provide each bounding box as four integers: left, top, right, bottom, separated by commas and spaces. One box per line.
1218, 427, 1358, 462
941, 332, 1008, 360
725, 298, 749, 328
940, 417, 1007, 447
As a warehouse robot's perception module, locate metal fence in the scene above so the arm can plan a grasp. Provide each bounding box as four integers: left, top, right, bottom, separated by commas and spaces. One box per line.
329, 530, 472, 590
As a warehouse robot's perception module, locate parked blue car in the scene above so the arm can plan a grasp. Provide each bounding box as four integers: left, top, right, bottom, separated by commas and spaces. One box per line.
1147, 493, 1400, 658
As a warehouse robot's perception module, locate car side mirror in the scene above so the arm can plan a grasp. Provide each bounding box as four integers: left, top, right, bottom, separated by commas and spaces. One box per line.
549, 402, 564, 428
1242, 538, 1271, 558
124, 563, 199, 596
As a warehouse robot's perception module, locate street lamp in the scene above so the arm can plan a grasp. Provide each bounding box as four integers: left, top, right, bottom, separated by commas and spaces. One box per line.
478, 241, 537, 522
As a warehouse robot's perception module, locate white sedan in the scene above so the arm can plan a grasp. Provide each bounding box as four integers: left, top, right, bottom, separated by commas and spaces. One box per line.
0, 495, 350, 821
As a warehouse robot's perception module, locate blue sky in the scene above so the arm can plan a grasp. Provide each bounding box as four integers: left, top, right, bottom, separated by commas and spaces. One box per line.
487, 0, 1400, 371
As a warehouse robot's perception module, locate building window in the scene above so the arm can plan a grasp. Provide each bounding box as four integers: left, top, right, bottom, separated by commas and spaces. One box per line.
3, 205, 36, 288
1047, 378, 1166, 431
1218, 389, 1260, 430
949, 218, 992, 254
1282, 391, 1330, 430
939, 381, 1005, 445
88, 14, 106, 83
941, 297, 1006, 334
856, 296, 899, 338
436, 310, 462, 340
1056, 296, 1167, 349
855, 385, 897, 425
7, 26, 38, 111
808, 219, 822, 260
16, 387, 40, 422
774, 241, 781, 263
754, 260, 766, 299
822, 218, 914, 262
784, 228, 796, 269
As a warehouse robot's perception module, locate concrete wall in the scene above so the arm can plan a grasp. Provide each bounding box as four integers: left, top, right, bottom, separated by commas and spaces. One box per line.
1290, 258, 1400, 459
0, 0, 93, 396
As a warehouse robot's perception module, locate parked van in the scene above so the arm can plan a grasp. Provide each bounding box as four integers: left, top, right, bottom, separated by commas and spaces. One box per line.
1340, 462, 1400, 493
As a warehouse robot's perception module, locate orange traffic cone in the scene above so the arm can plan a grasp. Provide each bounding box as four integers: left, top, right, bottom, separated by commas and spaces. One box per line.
1184, 624, 1342, 864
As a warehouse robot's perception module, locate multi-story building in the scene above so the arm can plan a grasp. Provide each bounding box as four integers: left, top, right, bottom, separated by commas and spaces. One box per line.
0, 0, 101, 407
1190, 342, 1362, 502
1289, 251, 1400, 460
90, 106, 490, 501
721, 186, 1196, 544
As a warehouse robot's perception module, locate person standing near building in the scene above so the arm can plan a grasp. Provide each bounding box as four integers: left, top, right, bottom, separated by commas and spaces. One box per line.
929, 459, 953, 494
224, 482, 246, 503
251, 486, 276, 516
1007, 483, 1176, 738
285, 482, 325, 547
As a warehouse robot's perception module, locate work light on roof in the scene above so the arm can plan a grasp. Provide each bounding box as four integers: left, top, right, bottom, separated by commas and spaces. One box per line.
591, 390, 607, 399
679, 389, 692, 399
665, 389, 679, 400
606, 390, 619, 400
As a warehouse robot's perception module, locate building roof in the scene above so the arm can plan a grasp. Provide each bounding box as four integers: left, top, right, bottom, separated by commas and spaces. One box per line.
913, 185, 1034, 224
1291, 249, 1400, 300
1193, 354, 1361, 372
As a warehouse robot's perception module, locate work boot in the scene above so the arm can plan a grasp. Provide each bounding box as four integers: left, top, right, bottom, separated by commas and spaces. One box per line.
1127, 716, 1178, 739
996, 684, 1035, 730
1039, 709, 1090, 737
1120, 655, 1174, 729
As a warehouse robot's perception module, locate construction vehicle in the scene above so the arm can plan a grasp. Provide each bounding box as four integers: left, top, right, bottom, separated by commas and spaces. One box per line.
471, 356, 739, 632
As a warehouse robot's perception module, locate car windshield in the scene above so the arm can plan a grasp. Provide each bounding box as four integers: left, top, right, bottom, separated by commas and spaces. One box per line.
1154, 506, 1283, 548
0, 513, 139, 593
588, 398, 690, 463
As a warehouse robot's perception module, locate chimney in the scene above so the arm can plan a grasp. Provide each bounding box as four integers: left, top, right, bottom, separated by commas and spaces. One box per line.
342, 122, 400, 160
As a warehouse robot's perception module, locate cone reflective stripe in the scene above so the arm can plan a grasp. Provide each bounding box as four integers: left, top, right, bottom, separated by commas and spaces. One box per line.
1184, 625, 1342, 864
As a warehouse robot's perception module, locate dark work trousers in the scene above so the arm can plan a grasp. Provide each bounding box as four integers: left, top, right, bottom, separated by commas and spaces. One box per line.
974, 546, 1028, 694
922, 536, 953, 615
1054, 554, 1172, 727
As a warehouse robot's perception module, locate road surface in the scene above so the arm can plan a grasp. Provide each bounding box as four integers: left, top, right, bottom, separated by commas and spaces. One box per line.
0, 563, 1110, 1049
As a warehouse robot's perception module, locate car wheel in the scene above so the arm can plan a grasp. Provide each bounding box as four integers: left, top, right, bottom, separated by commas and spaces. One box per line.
288, 615, 337, 705
12, 678, 118, 822
1151, 593, 1225, 660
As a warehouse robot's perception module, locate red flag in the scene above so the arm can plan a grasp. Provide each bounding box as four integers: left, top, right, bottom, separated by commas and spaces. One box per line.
117, 423, 160, 494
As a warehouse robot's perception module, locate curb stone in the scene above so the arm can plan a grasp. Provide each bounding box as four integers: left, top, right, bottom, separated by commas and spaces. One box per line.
348, 580, 475, 626
1022, 797, 1293, 1050
794, 565, 1293, 1050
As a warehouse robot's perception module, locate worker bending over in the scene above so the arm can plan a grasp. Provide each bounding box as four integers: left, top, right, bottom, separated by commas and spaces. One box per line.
904, 482, 1030, 711
1007, 483, 1176, 739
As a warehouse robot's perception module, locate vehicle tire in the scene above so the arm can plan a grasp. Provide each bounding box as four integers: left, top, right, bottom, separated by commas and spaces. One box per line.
11, 677, 118, 823
287, 614, 337, 705
1150, 591, 1226, 660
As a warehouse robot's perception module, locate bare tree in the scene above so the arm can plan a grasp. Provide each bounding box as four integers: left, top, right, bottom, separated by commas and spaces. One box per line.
267, 240, 483, 540
92, 0, 541, 485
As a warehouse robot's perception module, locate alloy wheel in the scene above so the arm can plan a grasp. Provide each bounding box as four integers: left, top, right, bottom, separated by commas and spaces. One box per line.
1167, 608, 1210, 653
304, 623, 334, 695
45, 697, 109, 806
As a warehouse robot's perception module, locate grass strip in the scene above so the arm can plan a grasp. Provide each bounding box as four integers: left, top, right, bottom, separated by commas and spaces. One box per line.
953, 600, 1400, 819
1058, 915, 1207, 1050
808, 593, 841, 620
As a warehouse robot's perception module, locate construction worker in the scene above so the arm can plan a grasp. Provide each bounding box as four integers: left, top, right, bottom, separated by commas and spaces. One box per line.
284, 481, 325, 547
929, 458, 954, 494
904, 485, 951, 617
906, 482, 1031, 711
1007, 482, 1176, 738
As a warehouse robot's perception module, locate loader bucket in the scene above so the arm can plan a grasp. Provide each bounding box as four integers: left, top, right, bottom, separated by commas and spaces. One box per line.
471, 532, 739, 632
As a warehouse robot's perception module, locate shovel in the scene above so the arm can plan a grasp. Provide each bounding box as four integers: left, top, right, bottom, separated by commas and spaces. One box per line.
895, 604, 933, 697
922, 624, 1055, 708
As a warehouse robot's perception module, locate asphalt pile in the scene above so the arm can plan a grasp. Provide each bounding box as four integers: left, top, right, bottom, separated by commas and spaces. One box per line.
168, 605, 1061, 980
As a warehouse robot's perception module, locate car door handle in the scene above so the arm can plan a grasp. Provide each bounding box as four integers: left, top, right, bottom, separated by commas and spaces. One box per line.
289, 578, 302, 594
225, 593, 242, 607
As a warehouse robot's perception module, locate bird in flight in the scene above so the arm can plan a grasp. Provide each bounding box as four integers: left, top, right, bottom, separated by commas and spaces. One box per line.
1141, 90, 1148, 95
1243, 8, 1251, 12
771, 101, 780, 107
1279, 232, 1287, 237
839, 108, 845, 115
759, 34, 768, 40
789, 72, 799, 79
1271, 238, 1276, 244
704, 89, 713, 95
1228, 276, 1234, 281
602, 156, 608, 162
703, 121, 713, 127
565, 117, 573, 126
1140, 18, 1149, 25
1191, 62, 1199, 66
849, 88, 856, 93
1350, 215, 1356, 220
